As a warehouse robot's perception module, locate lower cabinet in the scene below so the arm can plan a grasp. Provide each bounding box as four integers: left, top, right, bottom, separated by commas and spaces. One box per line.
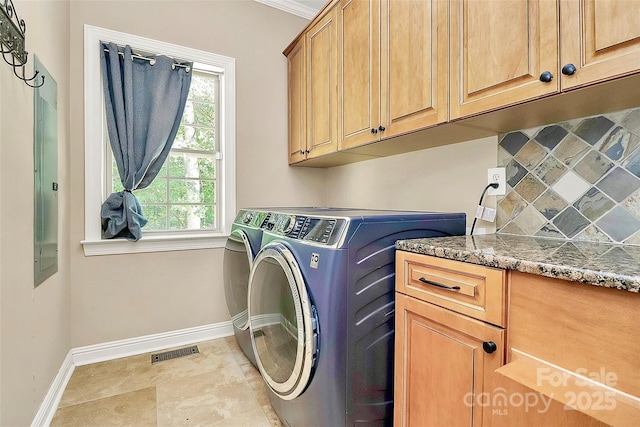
394, 293, 504, 426
492, 272, 640, 427
395, 252, 640, 426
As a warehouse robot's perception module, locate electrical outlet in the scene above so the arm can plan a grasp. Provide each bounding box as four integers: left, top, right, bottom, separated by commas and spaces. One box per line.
487, 167, 506, 196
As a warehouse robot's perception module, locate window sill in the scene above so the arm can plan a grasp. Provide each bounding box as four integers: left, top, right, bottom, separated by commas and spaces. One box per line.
81, 232, 229, 256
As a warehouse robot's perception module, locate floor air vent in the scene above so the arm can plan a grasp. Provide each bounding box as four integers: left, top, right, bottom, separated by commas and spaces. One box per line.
151, 345, 199, 364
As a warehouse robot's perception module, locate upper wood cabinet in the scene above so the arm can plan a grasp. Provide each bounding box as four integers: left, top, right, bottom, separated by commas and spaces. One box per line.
451, 0, 640, 119
307, 8, 339, 159
284, 0, 640, 166
338, 0, 448, 150
561, 0, 640, 90
286, 37, 306, 164
286, 8, 339, 165
338, 0, 380, 150
450, 0, 559, 119
381, 0, 449, 138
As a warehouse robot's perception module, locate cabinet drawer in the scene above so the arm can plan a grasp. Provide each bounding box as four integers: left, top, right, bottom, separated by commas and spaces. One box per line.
396, 251, 506, 327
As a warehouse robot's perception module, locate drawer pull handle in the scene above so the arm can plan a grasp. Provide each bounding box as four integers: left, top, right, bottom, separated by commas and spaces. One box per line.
418, 277, 461, 291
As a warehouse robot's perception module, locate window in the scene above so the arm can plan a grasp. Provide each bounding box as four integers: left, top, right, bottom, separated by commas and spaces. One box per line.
110, 71, 220, 232
83, 25, 236, 256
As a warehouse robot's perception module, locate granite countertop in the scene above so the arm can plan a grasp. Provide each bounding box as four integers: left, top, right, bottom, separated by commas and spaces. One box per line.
396, 234, 640, 293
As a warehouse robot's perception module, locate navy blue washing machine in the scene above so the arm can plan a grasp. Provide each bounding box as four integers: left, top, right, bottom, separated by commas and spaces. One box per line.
247, 208, 466, 426
223, 209, 272, 367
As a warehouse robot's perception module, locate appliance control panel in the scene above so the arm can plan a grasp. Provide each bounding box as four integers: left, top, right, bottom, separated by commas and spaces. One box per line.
235, 209, 269, 228
266, 213, 347, 245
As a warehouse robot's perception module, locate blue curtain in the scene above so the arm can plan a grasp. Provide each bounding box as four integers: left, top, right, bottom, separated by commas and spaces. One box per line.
100, 42, 192, 241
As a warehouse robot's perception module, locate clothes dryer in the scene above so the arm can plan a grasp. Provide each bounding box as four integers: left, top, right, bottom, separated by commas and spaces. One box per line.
223, 209, 271, 367
247, 208, 466, 426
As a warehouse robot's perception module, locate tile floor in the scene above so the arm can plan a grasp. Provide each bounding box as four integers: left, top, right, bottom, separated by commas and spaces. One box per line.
51, 336, 282, 426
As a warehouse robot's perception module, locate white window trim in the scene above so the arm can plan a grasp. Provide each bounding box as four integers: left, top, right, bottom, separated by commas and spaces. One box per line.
82, 25, 236, 256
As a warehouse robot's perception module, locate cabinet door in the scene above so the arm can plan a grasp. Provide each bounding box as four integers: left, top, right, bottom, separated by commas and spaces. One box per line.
338, 0, 381, 150
560, 0, 640, 90
287, 37, 306, 164
394, 293, 504, 427
381, 0, 448, 138
450, 0, 559, 119
307, 8, 339, 159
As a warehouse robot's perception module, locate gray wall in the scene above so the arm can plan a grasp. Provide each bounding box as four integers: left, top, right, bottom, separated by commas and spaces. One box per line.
68, 0, 326, 348
1, 1, 71, 424
325, 136, 499, 231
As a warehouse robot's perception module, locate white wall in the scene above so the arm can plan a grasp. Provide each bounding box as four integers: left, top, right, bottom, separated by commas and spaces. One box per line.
0, 1, 71, 424
68, 1, 326, 347
325, 136, 499, 232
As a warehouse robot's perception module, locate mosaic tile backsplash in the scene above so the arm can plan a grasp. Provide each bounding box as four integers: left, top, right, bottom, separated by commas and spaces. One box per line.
496, 107, 640, 244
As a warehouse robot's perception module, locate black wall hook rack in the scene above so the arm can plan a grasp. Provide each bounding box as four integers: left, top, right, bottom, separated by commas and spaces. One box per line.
0, 0, 44, 88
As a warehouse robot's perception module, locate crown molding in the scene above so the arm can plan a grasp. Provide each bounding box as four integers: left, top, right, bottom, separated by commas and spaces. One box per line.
254, 0, 318, 19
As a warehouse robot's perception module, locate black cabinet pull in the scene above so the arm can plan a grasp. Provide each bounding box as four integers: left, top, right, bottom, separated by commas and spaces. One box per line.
371, 128, 378, 134
562, 63, 577, 76
299, 150, 304, 155
378, 125, 386, 132
305, 149, 310, 154
539, 71, 553, 82
418, 277, 461, 291
483, 341, 497, 354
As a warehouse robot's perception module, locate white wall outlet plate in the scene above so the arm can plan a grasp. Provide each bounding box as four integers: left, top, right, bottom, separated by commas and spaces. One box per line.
487, 167, 506, 196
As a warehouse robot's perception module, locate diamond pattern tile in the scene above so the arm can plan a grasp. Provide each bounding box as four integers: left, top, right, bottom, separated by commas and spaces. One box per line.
499, 222, 526, 235
535, 223, 564, 239
514, 140, 547, 169
624, 148, 640, 178
534, 156, 567, 185
573, 116, 615, 145
513, 206, 546, 235
553, 134, 590, 166
499, 132, 529, 155
553, 207, 590, 238
621, 109, 640, 136
596, 206, 640, 242
596, 167, 640, 203
497, 147, 512, 167
598, 126, 640, 161
552, 171, 590, 204
514, 174, 546, 203
624, 229, 640, 245
574, 151, 614, 184
573, 188, 615, 221
622, 188, 640, 218
498, 191, 527, 222
535, 125, 568, 150
573, 225, 612, 243
505, 158, 528, 188
533, 189, 568, 220
496, 107, 640, 244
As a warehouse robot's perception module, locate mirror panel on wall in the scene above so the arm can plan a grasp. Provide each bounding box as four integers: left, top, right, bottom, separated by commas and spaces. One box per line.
34, 55, 58, 287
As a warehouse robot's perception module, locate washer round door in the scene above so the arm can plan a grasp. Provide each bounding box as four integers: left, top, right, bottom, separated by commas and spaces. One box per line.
248, 242, 318, 400
223, 229, 254, 331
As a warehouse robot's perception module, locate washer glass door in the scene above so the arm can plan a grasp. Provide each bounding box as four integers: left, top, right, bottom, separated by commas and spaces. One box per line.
223, 229, 254, 330
249, 242, 317, 400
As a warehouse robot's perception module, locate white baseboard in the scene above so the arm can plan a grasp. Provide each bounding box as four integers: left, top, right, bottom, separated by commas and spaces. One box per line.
32, 321, 234, 427
30, 352, 75, 427
72, 321, 234, 366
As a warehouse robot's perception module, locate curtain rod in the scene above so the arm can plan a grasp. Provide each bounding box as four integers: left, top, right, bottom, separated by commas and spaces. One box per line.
103, 48, 191, 72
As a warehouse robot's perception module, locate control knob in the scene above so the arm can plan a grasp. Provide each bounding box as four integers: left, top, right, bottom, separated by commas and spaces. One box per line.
242, 211, 253, 224
283, 215, 296, 234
